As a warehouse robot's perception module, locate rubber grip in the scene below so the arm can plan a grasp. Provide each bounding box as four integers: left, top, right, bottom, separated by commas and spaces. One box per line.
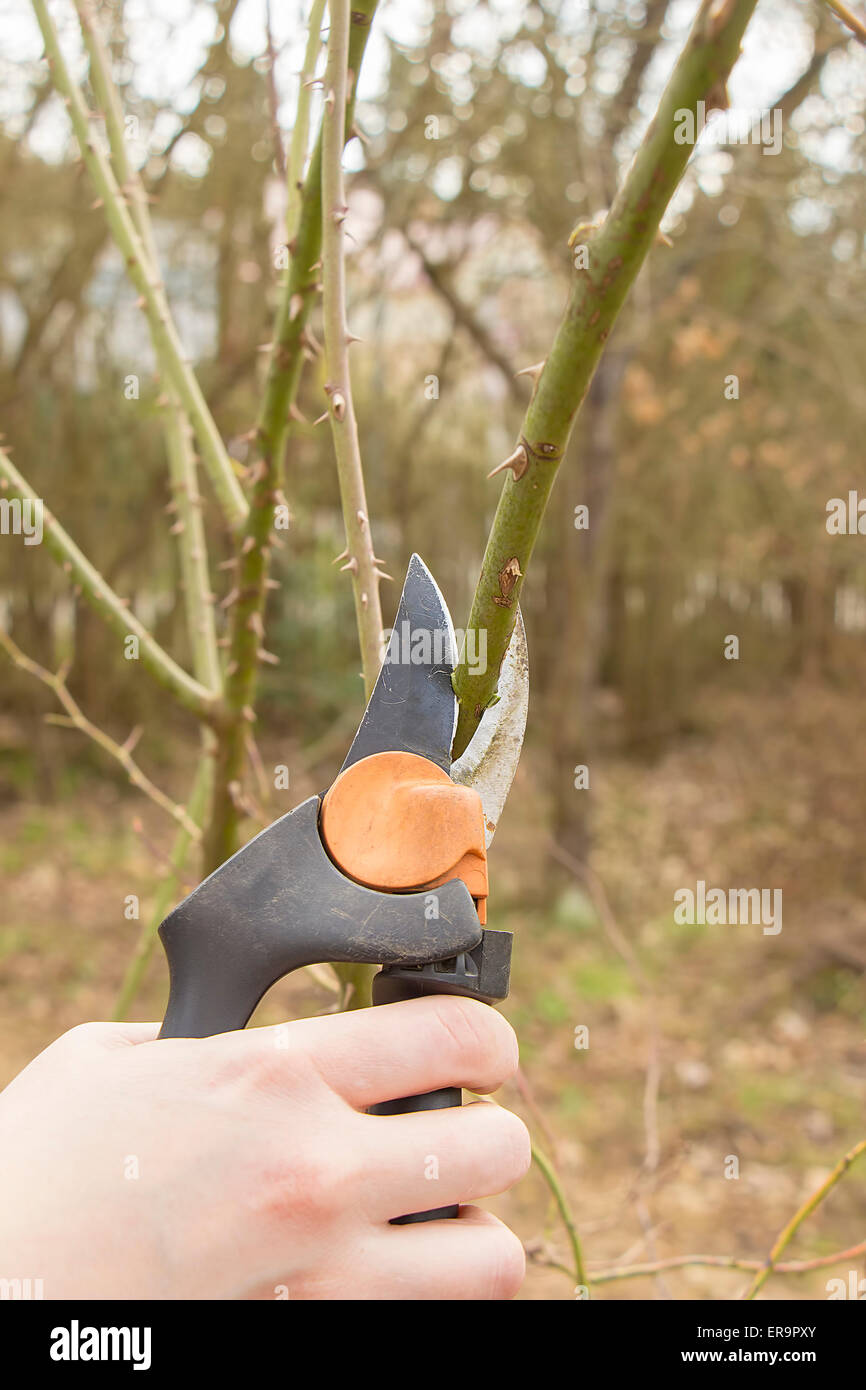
370, 971, 461, 1223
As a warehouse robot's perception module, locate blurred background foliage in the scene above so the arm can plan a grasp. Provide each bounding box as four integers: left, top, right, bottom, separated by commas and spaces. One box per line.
1, 0, 865, 1297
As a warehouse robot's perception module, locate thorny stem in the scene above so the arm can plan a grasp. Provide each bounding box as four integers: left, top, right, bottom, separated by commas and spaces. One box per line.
743, 1138, 866, 1299
206, 0, 380, 873
451, 0, 761, 757
32, 0, 247, 532
0, 449, 216, 722
322, 0, 385, 695
75, 0, 222, 702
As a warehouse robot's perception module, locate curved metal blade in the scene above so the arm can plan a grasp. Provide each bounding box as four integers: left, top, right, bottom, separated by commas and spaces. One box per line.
340, 554, 457, 773
451, 609, 528, 847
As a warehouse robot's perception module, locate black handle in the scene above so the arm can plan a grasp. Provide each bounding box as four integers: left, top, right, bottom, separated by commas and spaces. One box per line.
370, 969, 461, 1222
158, 797, 483, 1038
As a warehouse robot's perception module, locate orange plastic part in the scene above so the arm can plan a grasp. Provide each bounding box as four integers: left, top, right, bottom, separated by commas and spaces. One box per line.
320, 750, 488, 923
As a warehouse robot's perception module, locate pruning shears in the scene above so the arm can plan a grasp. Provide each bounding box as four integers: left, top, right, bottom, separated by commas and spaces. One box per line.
158, 555, 529, 1222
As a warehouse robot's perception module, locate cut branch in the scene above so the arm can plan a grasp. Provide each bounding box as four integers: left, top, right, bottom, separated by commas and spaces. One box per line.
451, 0, 760, 757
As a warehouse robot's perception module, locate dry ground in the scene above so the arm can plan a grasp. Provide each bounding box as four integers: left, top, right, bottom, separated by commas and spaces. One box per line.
1, 682, 864, 1300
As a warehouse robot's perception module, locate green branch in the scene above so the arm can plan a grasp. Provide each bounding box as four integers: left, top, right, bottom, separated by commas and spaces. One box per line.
0, 448, 216, 722
203, 0, 381, 871
74, 0, 221, 700
286, 0, 328, 243
32, 0, 247, 533
452, 0, 760, 756
532, 1144, 589, 1294
743, 1138, 866, 1300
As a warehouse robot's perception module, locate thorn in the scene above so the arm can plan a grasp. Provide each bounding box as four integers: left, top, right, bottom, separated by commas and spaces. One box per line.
241, 536, 256, 554
121, 725, 144, 755
332, 205, 348, 226
307, 259, 322, 273
312, 411, 329, 426
289, 403, 308, 424
90, 197, 104, 210
220, 587, 240, 609
218, 557, 238, 570
170, 520, 185, 535
257, 342, 274, 353
242, 705, 256, 723
225, 660, 239, 677
301, 326, 322, 356
345, 330, 363, 345
340, 556, 359, 575
488, 443, 529, 482
217, 637, 231, 649
258, 648, 280, 665
265, 578, 280, 590
289, 293, 304, 321
360, 591, 369, 609
516, 361, 545, 383
333, 548, 349, 565
655, 230, 674, 248
374, 568, 393, 582
325, 87, 335, 112
246, 611, 264, 638
135, 295, 146, 309
356, 510, 367, 529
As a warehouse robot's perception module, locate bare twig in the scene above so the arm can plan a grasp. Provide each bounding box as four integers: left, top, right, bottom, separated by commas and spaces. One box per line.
584, 1241, 866, 1285
0, 628, 201, 842
114, 756, 212, 1019
819, 0, 866, 43
743, 1139, 866, 1299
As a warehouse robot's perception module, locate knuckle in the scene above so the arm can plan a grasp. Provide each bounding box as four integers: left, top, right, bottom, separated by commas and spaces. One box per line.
433, 996, 504, 1076
214, 1033, 319, 1101
250, 1144, 358, 1229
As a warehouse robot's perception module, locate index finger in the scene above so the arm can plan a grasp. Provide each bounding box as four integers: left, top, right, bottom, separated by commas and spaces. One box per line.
261, 996, 519, 1109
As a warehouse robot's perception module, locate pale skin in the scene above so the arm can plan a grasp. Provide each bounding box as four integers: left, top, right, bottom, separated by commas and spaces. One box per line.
0, 996, 531, 1300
